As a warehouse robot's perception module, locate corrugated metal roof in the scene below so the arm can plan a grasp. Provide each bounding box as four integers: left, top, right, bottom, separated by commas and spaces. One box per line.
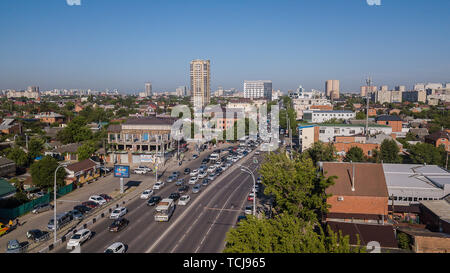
383, 164, 450, 189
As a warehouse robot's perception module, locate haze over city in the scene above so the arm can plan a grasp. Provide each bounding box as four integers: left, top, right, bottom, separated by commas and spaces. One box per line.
1, 0, 450, 93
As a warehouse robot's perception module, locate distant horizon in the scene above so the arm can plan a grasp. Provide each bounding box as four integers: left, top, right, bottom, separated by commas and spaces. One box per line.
1, 0, 449, 94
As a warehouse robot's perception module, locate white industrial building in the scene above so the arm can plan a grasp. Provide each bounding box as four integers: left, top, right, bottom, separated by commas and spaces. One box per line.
303, 110, 355, 123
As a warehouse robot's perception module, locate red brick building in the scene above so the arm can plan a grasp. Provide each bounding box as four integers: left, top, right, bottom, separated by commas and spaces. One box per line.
425, 130, 450, 152
321, 162, 397, 248
376, 115, 403, 133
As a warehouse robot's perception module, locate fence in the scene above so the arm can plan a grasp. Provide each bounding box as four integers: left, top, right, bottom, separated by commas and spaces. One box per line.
0, 183, 74, 220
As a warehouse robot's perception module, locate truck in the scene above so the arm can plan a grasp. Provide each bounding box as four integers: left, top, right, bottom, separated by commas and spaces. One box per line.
154, 198, 175, 222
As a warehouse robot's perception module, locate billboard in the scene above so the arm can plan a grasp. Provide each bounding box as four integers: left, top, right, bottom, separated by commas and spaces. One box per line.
114, 165, 130, 178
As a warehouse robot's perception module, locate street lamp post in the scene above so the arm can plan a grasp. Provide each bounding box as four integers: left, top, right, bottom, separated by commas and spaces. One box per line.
53, 163, 67, 243
238, 164, 256, 216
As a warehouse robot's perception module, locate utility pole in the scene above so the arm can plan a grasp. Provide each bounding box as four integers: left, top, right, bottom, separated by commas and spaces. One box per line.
365, 77, 372, 136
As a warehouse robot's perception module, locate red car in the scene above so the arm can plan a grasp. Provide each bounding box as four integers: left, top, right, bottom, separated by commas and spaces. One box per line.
247, 195, 254, 201
99, 194, 112, 202
82, 201, 99, 209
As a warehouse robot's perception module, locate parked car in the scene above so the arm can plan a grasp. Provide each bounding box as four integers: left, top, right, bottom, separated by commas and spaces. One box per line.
153, 181, 165, 190
247, 193, 254, 201
109, 218, 129, 232
147, 196, 162, 206
104, 242, 126, 253
89, 195, 107, 205
192, 154, 199, 160
68, 210, 84, 220
175, 178, 185, 186
184, 168, 191, 175
140, 189, 154, 199
133, 167, 148, 174
202, 158, 209, 164
178, 185, 189, 194
47, 212, 72, 230
6, 239, 29, 253
171, 171, 180, 178
73, 205, 92, 214
99, 194, 112, 202
199, 165, 208, 172
168, 192, 181, 201
26, 229, 49, 242
82, 201, 99, 209
32, 203, 53, 214
177, 195, 191, 206
192, 184, 202, 194
189, 176, 198, 185
138, 166, 152, 172
67, 229, 91, 249
110, 207, 127, 219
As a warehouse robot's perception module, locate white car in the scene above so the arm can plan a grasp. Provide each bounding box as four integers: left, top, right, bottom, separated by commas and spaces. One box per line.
189, 176, 198, 185
177, 195, 191, 206
190, 169, 199, 176
104, 242, 126, 253
133, 168, 147, 174
89, 195, 107, 205
207, 166, 216, 173
255, 151, 260, 155
140, 189, 154, 199
153, 181, 165, 190
110, 207, 127, 219
67, 229, 91, 249
198, 171, 207, 179
232, 157, 239, 162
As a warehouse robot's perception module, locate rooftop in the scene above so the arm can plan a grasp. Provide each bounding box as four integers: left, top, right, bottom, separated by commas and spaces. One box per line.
420, 200, 450, 222
376, 115, 402, 122
322, 162, 388, 198
65, 159, 98, 173
382, 164, 450, 190
123, 116, 177, 126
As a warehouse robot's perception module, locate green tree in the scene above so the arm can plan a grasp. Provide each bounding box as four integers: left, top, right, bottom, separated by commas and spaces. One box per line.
57, 116, 93, 144
223, 214, 364, 253
4, 146, 30, 168
259, 153, 335, 222
397, 232, 411, 250
30, 156, 66, 188
77, 141, 98, 161
303, 142, 338, 164
380, 139, 402, 163
355, 111, 366, 120
344, 146, 366, 162
407, 143, 446, 167
28, 138, 44, 159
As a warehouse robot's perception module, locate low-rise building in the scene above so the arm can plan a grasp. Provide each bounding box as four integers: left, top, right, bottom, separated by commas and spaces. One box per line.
425, 130, 449, 152
376, 115, 403, 133
0, 157, 16, 177
383, 164, 450, 208
107, 116, 177, 166
64, 158, 100, 185
320, 162, 397, 248
303, 110, 356, 123
35, 112, 65, 124
316, 124, 392, 143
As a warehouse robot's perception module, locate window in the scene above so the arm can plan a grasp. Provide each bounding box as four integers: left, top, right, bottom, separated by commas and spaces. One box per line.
320, 130, 325, 134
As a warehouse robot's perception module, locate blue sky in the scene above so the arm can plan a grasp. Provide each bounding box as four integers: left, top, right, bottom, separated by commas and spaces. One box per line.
1, 0, 449, 93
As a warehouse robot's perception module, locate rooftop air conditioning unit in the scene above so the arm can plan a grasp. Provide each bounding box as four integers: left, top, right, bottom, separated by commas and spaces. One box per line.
337, 196, 344, 201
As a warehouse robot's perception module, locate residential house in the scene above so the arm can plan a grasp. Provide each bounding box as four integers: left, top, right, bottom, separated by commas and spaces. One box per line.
64, 158, 100, 185
0, 157, 16, 177
425, 130, 450, 152
320, 162, 398, 248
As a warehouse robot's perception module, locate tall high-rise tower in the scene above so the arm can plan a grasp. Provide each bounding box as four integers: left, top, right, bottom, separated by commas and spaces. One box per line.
325, 80, 340, 99
190, 59, 210, 109
145, 82, 152, 97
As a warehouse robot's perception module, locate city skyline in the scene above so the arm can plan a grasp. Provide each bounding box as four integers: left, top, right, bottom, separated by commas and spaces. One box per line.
0, 0, 449, 93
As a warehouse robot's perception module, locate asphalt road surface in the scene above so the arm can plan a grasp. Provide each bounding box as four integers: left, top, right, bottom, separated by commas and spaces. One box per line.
53, 145, 263, 253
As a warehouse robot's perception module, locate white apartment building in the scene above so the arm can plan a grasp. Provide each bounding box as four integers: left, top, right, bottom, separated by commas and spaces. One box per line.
303, 110, 355, 123
293, 98, 332, 120
316, 124, 392, 143
244, 80, 272, 100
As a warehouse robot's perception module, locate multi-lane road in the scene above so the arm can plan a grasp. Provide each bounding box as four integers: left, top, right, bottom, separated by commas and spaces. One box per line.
53, 145, 263, 253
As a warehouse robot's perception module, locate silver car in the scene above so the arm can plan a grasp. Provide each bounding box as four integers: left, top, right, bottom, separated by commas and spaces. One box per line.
32, 203, 53, 214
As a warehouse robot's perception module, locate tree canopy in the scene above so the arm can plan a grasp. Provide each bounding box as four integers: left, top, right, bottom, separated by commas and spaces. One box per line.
344, 146, 366, 162
30, 156, 67, 188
